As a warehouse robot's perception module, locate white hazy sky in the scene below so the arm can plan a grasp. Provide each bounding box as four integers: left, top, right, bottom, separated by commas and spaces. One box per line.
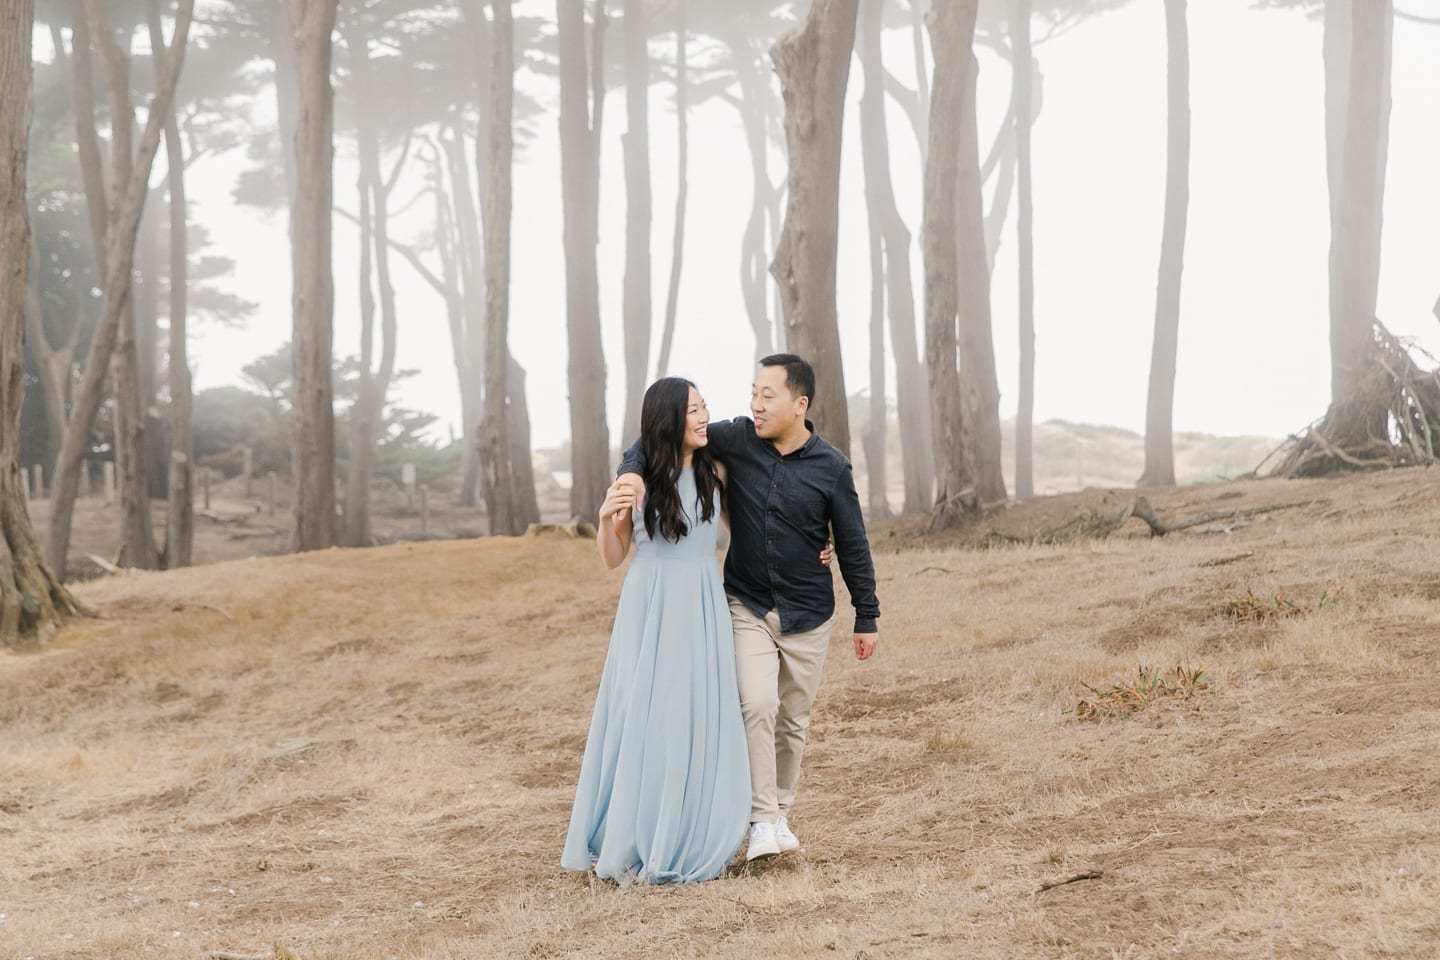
182, 0, 1439, 451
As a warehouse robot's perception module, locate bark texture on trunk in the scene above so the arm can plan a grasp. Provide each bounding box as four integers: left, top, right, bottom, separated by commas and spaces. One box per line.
769, 0, 860, 457
1328, 0, 1391, 405
558, 0, 610, 522
147, 0, 194, 567
1012, 0, 1035, 499
1, 0, 84, 646
954, 45, 1005, 503
46, 0, 194, 578
922, 0, 980, 527
480, 0, 520, 536
288, 0, 339, 553
620, 0, 651, 443
654, 0, 687, 380
1140, 0, 1190, 489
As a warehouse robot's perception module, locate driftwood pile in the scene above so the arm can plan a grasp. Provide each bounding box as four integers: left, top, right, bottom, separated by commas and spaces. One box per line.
1261, 323, 1440, 478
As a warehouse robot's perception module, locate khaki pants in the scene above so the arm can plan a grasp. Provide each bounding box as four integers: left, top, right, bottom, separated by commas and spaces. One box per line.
728, 598, 836, 824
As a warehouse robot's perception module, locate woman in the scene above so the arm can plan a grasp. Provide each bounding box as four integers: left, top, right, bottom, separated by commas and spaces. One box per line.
561, 377, 750, 883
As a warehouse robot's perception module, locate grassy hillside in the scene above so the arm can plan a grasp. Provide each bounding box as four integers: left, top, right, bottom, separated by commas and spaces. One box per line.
3, 468, 1439, 958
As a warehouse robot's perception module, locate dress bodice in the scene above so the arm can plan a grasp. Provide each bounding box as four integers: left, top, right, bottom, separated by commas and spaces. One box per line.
631, 467, 720, 561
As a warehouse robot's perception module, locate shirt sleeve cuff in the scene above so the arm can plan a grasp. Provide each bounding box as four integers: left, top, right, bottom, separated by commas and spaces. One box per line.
853, 616, 877, 634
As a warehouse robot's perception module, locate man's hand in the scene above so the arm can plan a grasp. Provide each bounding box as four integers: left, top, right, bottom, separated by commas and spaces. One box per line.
853, 631, 878, 661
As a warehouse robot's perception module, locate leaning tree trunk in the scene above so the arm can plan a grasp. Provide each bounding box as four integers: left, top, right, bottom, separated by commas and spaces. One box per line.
1012, 0, 1035, 499
1, 0, 84, 646
87, 0, 158, 569
860, 0, 929, 515
954, 43, 1006, 503
1328, 0, 1390, 408
148, 0, 194, 567
558, 0, 610, 522
1139, 0, 1190, 489
769, 0, 860, 457
654, 0, 688, 380
620, 0, 652, 443
922, 0, 980, 527
288, 0, 339, 552
47, 0, 194, 578
479, 0, 519, 536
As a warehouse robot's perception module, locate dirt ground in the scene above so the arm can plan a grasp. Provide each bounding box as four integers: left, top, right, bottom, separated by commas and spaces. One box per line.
4, 468, 1440, 958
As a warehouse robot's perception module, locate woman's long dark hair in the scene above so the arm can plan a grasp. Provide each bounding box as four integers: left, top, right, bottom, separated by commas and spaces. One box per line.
639, 377, 723, 542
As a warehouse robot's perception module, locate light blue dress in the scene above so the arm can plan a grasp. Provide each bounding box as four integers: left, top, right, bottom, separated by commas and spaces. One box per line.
562, 468, 750, 884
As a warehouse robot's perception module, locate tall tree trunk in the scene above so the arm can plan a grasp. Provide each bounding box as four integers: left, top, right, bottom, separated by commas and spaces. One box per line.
1328, 0, 1390, 405
24, 241, 77, 477
268, 0, 300, 203
87, 0, 158, 569
1323, 0, 1351, 232
734, 44, 776, 361
428, 142, 480, 506
769, 0, 860, 457
620, 0, 651, 443
654, 0, 687, 380
922, 0, 979, 526
47, 0, 193, 578
1012, 0, 1035, 499
456, 4, 493, 507
148, 0, 193, 567
858, 0, 888, 517
911, 0, 930, 123
441, 122, 487, 508
508, 355, 541, 527
342, 18, 400, 549
558, 0, 609, 522
955, 47, 1006, 503
1139, 0, 1190, 489
2, 0, 83, 646
859, 0, 929, 515
287, 0, 339, 553
480, 0, 519, 536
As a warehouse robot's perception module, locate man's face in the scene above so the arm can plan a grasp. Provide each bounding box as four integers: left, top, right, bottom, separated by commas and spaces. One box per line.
751, 365, 807, 441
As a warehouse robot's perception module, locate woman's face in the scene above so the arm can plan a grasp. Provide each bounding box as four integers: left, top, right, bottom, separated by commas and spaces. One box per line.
682, 386, 710, 452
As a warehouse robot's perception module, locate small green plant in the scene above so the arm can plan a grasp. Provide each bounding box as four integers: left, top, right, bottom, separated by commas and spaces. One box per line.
1072, 662, 1211, 721
1223, 581, 1346, 621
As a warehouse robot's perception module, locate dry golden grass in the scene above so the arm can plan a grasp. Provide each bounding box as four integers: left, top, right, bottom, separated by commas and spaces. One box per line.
5, 468, 1440, 958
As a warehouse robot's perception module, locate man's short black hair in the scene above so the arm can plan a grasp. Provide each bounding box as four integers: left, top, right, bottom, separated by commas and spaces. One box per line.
759, 353, 816, 405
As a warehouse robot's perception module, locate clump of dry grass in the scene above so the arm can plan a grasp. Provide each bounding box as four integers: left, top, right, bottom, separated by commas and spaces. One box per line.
1072, 662, 1211, 721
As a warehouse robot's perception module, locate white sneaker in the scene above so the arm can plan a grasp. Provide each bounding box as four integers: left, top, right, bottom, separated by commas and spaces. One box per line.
775, 815, 800, 853
746, 821, 781, 861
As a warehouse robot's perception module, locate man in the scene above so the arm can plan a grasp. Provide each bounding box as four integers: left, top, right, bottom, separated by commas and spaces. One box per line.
616, 354, 880, 862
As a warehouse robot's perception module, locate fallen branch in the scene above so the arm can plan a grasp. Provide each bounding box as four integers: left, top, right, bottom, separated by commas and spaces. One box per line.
1199, 551, 1255, 568
171, 602, 234, 621
85, 553, 122, 575
1036, 870, 1104, 893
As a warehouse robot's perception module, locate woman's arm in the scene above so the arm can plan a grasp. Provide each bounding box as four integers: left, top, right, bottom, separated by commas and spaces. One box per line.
597, 476, 638, 569
716, 462, 730, 530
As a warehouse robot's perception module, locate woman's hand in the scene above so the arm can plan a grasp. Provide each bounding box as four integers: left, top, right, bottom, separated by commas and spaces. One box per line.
600, 475, 641, 526
820, 542, 834, 568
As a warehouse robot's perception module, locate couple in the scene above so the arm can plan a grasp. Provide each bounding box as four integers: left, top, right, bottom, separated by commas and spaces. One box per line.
562, 354, 881, 884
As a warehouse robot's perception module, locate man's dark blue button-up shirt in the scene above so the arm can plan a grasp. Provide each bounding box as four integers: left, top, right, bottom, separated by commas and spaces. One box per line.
618, 418, 880, 636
